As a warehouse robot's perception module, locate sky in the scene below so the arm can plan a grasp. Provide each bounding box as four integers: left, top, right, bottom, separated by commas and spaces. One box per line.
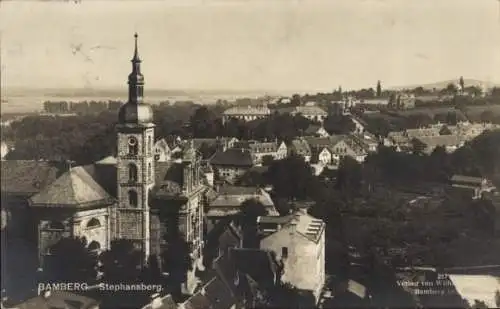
1, 0, 500, 93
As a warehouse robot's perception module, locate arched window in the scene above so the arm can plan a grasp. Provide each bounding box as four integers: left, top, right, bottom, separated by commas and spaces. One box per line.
128, 190, 138, 207
128, 163, 138, 182
148, 163, 152, 181
88, 241, 101, 254
128, 136, 138, 155
47, 221, 64, 230
147, 136, 152, 155
86, 218, 101, 229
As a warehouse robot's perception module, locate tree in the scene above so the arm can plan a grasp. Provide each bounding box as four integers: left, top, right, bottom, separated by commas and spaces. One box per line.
335, 156, 363, 199
261, 155, 275, 166
238, 198, 269, 248
480, 110, 495, 123
267, 282, 316, 308
161, 233, 193, 297
44, 237, 98, 283
189, 106, 221, 138
376, 80, 382, 97
266, 155, 320, 201
99, 239, 143, 283
290, 94, 302, 106
198, 142, 218, 159
323, 115, 356, 135
446, 83, 458, 95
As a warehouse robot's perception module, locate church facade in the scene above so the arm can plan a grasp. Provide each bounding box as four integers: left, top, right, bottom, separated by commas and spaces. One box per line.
1, 34, 205, 294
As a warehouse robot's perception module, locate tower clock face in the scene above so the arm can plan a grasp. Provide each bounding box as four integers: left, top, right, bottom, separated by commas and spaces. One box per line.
128, 136, 137, 146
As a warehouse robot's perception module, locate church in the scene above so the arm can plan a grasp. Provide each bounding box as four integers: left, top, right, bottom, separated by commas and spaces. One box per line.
1, 34, 206, 294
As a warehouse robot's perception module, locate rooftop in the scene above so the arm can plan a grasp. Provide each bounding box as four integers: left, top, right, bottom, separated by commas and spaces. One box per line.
209, 148, 253, 167
223, 105, 271, 116
29, 166, 115, 208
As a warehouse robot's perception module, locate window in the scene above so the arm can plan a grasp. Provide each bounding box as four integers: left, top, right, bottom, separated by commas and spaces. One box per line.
86, 218, 101, 229
128, 163, 138, 182
47, 221, 64, 230
128, 190, 138, 207
88, 241, 101, 253
128, 136, 138, 155
282, 247, 288, 259
148, 163, 152, 181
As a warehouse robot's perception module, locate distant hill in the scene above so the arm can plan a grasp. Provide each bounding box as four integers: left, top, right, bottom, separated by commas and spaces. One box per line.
389, 79, 500, 91
2, 87, 277, 99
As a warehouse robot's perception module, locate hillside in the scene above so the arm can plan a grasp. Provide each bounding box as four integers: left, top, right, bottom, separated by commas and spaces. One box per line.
389, 79, 500, 91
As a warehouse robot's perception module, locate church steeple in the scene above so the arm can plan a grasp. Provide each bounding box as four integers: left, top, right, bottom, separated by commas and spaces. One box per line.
128, 33, 144, 104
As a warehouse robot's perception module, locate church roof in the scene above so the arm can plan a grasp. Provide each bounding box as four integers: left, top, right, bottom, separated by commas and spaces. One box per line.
29, 166, 115, 208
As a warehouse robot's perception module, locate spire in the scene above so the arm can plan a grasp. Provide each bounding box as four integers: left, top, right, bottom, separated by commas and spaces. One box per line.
128, 32, 144, 104
132, 32, 141, 63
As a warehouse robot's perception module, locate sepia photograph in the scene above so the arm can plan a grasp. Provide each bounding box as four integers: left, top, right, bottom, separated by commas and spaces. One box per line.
1, 0, 500, 308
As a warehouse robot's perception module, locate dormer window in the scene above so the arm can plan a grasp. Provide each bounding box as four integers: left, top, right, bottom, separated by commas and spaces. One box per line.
128, 136, 138, 155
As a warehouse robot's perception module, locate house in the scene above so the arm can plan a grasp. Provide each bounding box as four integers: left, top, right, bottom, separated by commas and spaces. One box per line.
222, 106, 271, 124
448, 175, 495, 200
206, 186, 278, 232
9, 290, 100, 309
304, 124, 330, 137
359, 98, 389, 106
234, 140, 287, 165
350, 132, 379, 152
209, 149, 254, 184
181, 249, 281, 309
154, 137, 183, 162
413, 135, 464, 154
289, 138, 312, 162
258, 208, 326, 305
305, 135, 368, 163
388, 93, 416, 110
187, 137, 239, 154
310, 147, 333, 166
349, 115, 367, 134
292, 106, 328, 123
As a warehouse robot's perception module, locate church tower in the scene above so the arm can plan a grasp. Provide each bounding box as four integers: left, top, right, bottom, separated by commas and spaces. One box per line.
114, 33, 155, 261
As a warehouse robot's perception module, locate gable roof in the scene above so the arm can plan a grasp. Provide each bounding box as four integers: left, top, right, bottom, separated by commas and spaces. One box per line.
29, 166, 115, 208
415, 135, 463, 148
291, 138, 312, 155
203, 276, 237, 309
209, 149, 253, 167
229, 248, 279, 289
208, 186, 277, 217
1, 160, 65, 196
294, 106, 327, 116
223, 106, 271, 116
